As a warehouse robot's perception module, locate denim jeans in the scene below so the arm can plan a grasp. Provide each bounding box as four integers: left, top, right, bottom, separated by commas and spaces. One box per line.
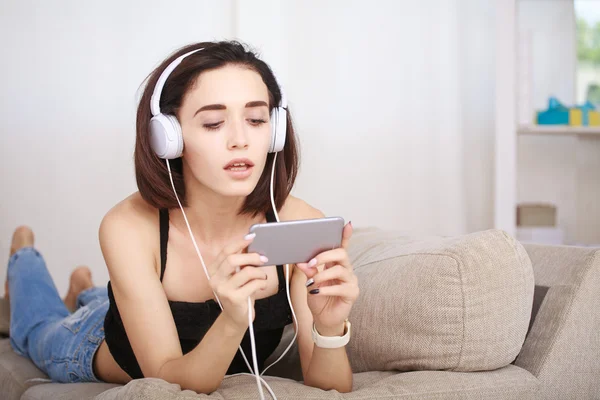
7, 247, 108, 383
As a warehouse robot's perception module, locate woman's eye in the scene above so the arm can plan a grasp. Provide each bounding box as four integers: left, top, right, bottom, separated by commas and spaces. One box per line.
203, 122, 223, 131
203, 119, 266, 130
249, 118, 267, 126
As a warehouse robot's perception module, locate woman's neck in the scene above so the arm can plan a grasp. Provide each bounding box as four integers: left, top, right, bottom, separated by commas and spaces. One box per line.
171, 181, 258, 246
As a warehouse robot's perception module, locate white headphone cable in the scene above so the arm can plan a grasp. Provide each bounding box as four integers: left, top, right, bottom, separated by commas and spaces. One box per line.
260, 152, 299, 377
166, 159, 278, 399
232, 152, 299, 393
165, 160, 258, 377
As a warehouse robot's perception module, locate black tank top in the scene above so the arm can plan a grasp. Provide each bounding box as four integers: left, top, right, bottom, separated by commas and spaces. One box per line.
103, 209, 293, 380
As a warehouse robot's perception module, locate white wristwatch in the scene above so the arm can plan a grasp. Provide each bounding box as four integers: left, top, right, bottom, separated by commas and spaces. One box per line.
311, 320, 351, 348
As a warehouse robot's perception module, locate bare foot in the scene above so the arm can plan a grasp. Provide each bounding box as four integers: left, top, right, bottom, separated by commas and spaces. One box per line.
63, 266, 94, 312
10, 226, 34, 257
4, 226, 35, 300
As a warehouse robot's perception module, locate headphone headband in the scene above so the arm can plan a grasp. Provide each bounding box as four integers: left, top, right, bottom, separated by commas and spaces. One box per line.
148, 45, 287, 158
150, 48, 204, 116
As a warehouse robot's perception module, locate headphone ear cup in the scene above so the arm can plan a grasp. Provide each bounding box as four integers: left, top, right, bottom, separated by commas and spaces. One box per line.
149, 114, 184, 159
166, 114, 184, 157
269, 107, 287, 153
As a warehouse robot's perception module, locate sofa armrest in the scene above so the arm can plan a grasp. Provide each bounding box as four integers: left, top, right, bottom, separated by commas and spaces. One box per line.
516, 244, 600, 400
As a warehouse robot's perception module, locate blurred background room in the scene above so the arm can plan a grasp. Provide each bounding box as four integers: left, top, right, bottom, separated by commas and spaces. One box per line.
1, 0, 599, 296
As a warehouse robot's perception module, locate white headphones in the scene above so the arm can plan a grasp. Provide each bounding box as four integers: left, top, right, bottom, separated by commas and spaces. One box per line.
149, 48, 288, 159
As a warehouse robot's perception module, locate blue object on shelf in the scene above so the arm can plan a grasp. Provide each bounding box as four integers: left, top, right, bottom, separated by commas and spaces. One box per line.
537, 96, 569, 125
548, 97, 567, 110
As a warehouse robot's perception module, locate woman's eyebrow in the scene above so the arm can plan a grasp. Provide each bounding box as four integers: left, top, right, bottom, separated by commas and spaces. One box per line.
245, 100, 268, 109
194, 101, 268, 117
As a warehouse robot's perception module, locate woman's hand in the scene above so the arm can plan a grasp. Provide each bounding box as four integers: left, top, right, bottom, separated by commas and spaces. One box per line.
208, 234, 269, 331
296, 222, 359, 335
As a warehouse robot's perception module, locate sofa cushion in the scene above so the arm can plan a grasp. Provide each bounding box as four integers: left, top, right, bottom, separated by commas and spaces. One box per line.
92, 365, 538, 400
0, 339, 50, 400
516, 244, 600, 400
21, 382, 121, 400
345, 228, 535, 373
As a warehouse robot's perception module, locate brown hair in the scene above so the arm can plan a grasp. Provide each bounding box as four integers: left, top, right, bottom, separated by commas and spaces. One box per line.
134, 41, 299, 217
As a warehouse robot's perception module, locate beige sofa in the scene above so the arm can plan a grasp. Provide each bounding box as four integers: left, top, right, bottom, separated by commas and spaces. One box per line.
0, 228, 598, 399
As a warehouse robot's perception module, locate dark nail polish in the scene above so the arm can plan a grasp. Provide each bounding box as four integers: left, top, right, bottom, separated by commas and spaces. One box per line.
309, 288, 320, 295
306, 278, 315, 287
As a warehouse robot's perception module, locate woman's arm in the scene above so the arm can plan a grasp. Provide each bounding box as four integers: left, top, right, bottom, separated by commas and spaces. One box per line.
290, 262, 353, 392
99, 204, 266, 393
284, 200, 356, 393
156, 315, 246, 393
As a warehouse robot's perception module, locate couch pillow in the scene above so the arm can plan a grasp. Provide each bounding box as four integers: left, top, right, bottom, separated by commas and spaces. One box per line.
346, 228, 534, 373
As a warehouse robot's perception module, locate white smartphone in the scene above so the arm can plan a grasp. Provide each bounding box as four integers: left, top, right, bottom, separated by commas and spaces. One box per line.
246, 216, 345, 266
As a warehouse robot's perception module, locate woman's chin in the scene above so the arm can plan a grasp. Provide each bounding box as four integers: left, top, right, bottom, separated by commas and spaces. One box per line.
219, 182, 259, 198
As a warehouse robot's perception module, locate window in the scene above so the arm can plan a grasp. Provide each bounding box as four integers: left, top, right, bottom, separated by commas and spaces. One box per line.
575, 0, 600, 106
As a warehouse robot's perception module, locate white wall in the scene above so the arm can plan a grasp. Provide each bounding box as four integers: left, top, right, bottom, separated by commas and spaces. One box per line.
0, 0, 498, 296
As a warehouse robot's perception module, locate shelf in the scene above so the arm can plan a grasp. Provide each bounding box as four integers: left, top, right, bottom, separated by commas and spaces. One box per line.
518, 125, 600, 137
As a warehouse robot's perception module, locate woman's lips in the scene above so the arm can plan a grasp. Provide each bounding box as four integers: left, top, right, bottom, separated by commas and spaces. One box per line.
224, 164, 253, 179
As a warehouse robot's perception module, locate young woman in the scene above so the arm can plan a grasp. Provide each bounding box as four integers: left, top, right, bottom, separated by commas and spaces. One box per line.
4, 40, 359, 394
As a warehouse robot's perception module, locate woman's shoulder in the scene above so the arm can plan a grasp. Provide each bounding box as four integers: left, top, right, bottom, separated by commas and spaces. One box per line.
279, 195, 325, 221
99, 192, 159, 254
101, 191, 157, 227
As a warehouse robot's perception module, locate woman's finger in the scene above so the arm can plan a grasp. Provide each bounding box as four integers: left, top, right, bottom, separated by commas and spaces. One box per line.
236, 277, 270, 299
228, 266, 268, 289
214, 233, 257, 266
310, 265, 354, 286
304, 248, 351, 270
341, 221, 353, 249
295, 262, 316, 280
308, 283, 359, 301
217, 252, 268, 278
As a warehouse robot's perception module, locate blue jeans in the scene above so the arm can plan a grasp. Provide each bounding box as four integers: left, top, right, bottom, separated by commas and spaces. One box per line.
7, 247, 108, 383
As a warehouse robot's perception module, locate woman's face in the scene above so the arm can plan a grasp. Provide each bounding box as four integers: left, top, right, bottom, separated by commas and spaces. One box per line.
177, 64, 272, 198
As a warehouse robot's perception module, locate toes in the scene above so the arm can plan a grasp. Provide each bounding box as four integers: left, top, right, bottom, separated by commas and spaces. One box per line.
72, 266, 92, 280
12, 226, 34, 243
10, 226, 34, 255
71, 266, 93, 290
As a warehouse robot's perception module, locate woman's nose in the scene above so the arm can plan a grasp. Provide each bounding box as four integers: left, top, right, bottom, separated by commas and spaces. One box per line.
227, 119, 249, 149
